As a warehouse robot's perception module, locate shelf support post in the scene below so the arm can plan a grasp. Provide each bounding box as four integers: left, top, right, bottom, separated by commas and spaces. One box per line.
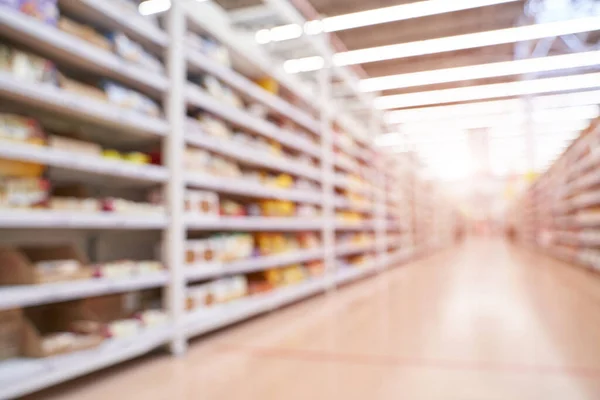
164, 0, 187, 356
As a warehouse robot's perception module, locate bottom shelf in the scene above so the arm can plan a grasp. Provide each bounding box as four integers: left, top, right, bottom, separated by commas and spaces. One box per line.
0, 266, 380, 399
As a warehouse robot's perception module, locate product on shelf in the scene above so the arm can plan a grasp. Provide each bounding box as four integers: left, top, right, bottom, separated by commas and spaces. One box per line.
92, 260, 164, 278
102, 81, 161, 116
305, 260, 325, 277
57, 73, 106, 101
101, 149, 151, 165
184, 147, 241, 178
22, 302, 104, 357
0, 308, 23, 360
58, 16, 112, 50
0, 114, 46, 144
220, 199, 246, 217
109, 32, 164, 73
186, 190, 219, 216
187, 275, 248, 311
102, 197, 164, 214
186, 32, 230, 66
0, 44, 56, 84
1, 0, 59, 24
0, 245, 91, 285
0, 177, 49, 208
48, 134, 103, 156
185, 238, 218, 265
192, 113, 232, 139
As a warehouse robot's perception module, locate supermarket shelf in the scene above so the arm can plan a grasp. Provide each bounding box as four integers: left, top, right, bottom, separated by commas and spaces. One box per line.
336, 220, 374, 231
0, 143, 167, 184
0, 73, 169, 137
187, 216, 322, 231
0, 272, 169, 311
185, 248, 325, 281
0, 210, 166, 230
187, 51, 319, 134
334, 264, 378, 285
186, 278, 327, 338
336, 243, 376, 256
186, 85, 321, 158
186, 173, 321, 204
59, 0, 169, 49
0, 325, 173, 400
186, 130, 321, 181
0, 8, 168, 95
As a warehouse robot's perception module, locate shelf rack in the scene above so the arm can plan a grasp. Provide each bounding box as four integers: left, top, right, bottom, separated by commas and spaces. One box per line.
510, 118, 600, 266
0, 1, 435, 397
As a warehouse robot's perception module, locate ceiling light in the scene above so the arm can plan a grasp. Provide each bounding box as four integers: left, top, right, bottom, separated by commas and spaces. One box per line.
270, 24, 303, 42
360, 50, 600, 92
257, 0, 519, 44
255, 29, 272, 44
283, 56, 324, 74
139, 0, 170, 15
385, 90, 600, 123
374, 72, 600, 109
284, 16, 600, 71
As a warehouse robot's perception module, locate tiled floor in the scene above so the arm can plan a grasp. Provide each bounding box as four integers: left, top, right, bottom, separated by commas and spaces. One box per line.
28, 239, 600, 399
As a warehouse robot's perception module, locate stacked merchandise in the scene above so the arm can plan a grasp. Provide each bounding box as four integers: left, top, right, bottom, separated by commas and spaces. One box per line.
511, 118, 600, 267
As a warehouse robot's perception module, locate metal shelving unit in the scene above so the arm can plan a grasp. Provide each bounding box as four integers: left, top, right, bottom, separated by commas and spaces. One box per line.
0, 1, 436, 398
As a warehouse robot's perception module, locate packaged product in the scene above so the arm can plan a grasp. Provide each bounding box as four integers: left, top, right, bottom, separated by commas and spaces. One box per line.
187, 282, 213, 310
184, 147, 211, 173
185, 190, 219, 216
185, 239, 219, 265
209, 155, 241, 178
0, 44, 56, 84
0, 114, 46, 144
220, 199, 246, 217
135, 309, 168, 327
57, 73, 106, 101
186, 33, 230, 66
48, 135, 102, 156
102, 197, 164, 214
195, 113, 232, 139
58, 17, 112, 50
102, 81, 161, 117
0, 177, 49, 208
109, 33, 164, 73
106, 319, 141, 338
1, 0, 59, 25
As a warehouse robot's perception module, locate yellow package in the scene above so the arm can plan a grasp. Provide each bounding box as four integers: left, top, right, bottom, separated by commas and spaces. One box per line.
0, 158, 44, 178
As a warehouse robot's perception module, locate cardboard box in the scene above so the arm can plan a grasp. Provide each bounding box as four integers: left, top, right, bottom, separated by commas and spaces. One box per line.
0, 245, 92, 285
22, 302, 103, 358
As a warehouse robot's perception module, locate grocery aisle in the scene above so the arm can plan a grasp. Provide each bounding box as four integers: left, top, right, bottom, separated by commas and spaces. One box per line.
28, 239, 600, 400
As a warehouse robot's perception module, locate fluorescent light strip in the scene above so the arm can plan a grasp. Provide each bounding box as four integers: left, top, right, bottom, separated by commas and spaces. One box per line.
375, 72, 600, 109
284, 17, 600, 72
385, 90, 600, 124
258, 0, 519, 43
321, 0, 520, 32
360, 50, 600, 92
139, 0, 170, 15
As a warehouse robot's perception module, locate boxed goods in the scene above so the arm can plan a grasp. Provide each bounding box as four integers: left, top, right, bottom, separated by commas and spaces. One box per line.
0, 177, 49, 208
186, 282, 212, 310
220, 199, 246, 217
22, 302, 104, 357
221, 234, 253, 262
0, 114, 46, 144
1, 0, 59, 25
194, 114, 232, 139
0, 44, 56, 84
187, 276, 248, 311
58, 17, 112, 51
102, 197, 164, 214
49, 196, 99, 212
0, 245, 92, 285
0, 308, 23, 360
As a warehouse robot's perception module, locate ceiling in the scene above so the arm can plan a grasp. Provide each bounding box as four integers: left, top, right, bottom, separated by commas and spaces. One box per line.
212, 0, 600, 180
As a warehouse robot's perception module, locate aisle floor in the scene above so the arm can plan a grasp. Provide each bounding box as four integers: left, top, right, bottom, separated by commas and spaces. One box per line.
30, 239, 600, 400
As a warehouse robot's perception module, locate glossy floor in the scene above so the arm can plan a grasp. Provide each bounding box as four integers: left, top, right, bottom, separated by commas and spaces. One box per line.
29, 239, 600, 399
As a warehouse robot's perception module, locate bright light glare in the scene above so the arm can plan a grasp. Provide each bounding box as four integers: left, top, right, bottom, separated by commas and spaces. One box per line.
385, 90, 600, 124
283, 56, 325, 74
375, 72, 600, 109
360, 50, 600, 92
256, 0, 519, 43
270, 24, 303, 42
284, 17, 600, 71
255, 29, 272, 44
321, 0, 519, 32
139, 0, 170, 15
